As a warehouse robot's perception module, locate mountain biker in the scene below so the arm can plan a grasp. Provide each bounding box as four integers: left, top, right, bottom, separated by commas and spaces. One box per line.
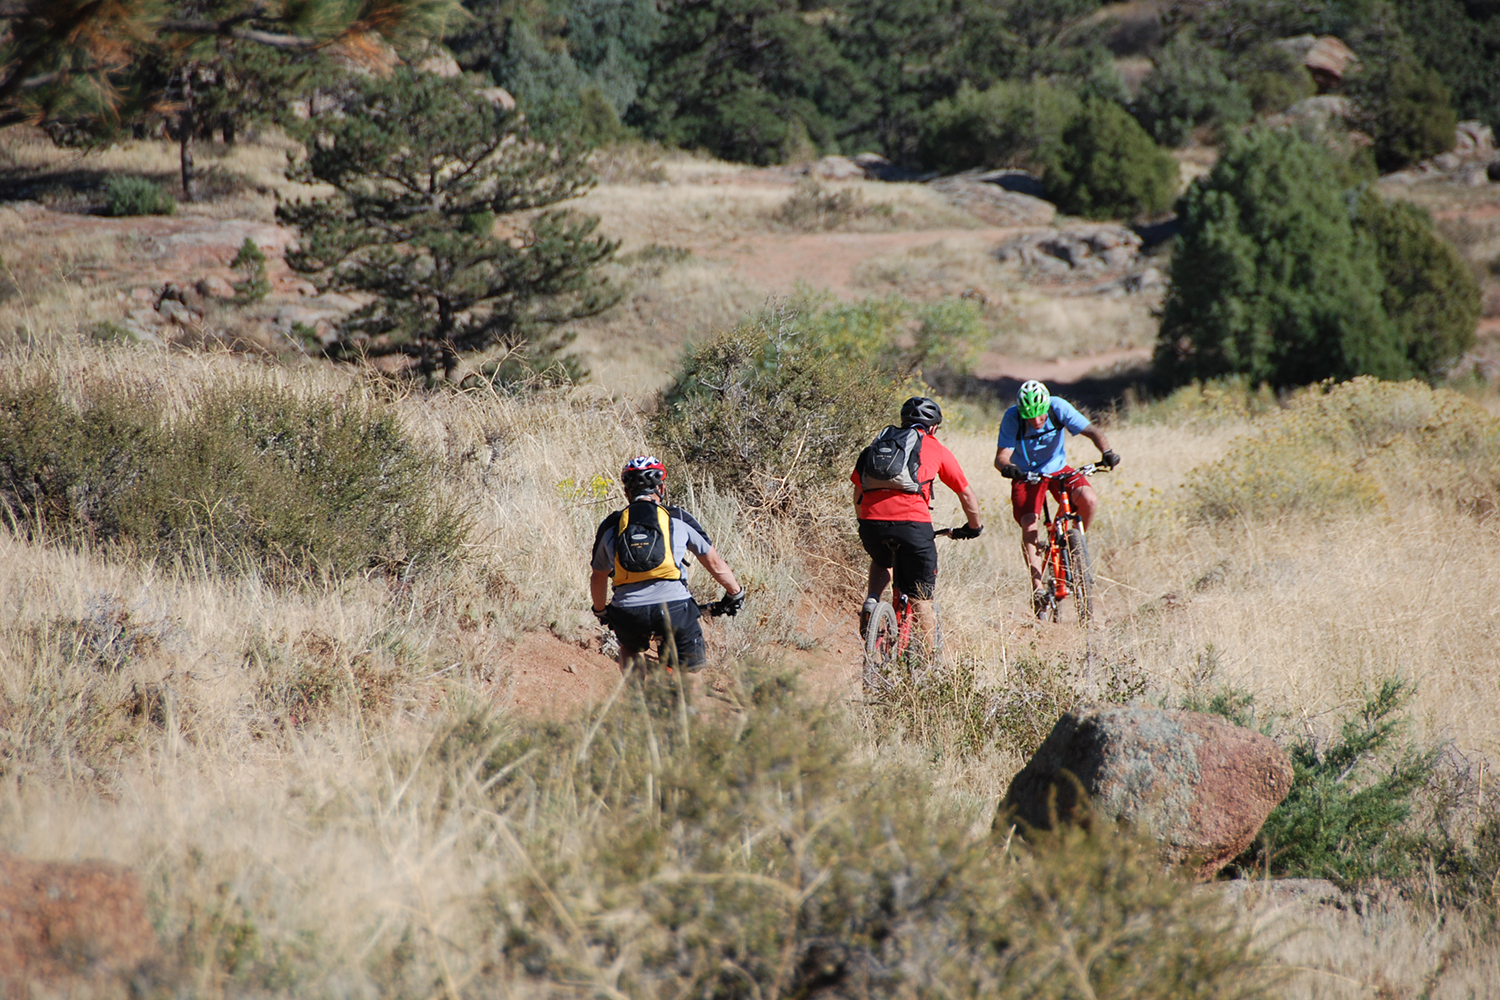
852, 396, 983, 654
590, 456, 746, 673
994, 380, 1119, 615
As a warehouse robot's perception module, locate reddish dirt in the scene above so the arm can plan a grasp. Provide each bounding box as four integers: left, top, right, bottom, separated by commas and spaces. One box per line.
0, 853, 160, 993
489, 632, 625, 716
687, 226, 1030, 298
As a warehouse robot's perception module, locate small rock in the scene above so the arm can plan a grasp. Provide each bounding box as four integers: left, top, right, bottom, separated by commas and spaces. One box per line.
130, 287, 154, 303
0, 853, 160, 994
197, 275, 236, 299
1456, 120, 1495, 155
1127, 266, 1164, 292
1100, 246, 1135, 268
156, 299, 199, 325
1434, 152, 1462, 171
476, 87, 516, 110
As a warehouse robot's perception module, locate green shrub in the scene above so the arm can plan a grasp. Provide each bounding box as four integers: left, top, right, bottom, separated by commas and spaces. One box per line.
230, 237, 270, 303
1349, 55, 1457, 173
1356, 190, 1479, 380
0, 376, 463, 581
918, 80, 1082, 173
1204, 679, 1443, 884
1154, 128, 1408, 387
1041, 99, 1179, 220
104, 175, 176, 217
651, 296, 988, 511
438, 668, 1273, 999
651, 310, 907, 513
1132, 33, 1250, 147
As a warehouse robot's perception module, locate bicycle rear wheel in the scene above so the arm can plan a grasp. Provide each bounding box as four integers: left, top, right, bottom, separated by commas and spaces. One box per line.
1064, 528, 1094, 624
862, 602, 899, 695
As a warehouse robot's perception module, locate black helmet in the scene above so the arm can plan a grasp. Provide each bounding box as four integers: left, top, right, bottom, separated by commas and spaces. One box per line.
621, 455, 666, 495
900, 396, 942, 429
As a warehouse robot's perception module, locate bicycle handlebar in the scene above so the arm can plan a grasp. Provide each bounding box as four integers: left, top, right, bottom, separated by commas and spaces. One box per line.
1026, 463, 1109, 483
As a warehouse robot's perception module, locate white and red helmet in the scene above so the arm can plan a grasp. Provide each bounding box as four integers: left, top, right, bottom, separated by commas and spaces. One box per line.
621, 455, 666, 494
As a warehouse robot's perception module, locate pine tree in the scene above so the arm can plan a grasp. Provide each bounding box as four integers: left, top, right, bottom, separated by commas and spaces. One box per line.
276, 69, 618, 382
0, 1, 463, 198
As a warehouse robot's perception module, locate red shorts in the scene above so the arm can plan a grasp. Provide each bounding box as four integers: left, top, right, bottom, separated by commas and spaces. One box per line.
1011, 467, 1088, 524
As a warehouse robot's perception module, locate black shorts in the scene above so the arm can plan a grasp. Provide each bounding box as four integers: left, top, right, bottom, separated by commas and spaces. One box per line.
858, 519, 938, 600
605, 599, 707, 670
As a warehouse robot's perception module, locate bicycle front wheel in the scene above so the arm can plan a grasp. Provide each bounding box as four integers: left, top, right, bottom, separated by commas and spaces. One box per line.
862, 602, 899, 695
1064, 528, 1094, 624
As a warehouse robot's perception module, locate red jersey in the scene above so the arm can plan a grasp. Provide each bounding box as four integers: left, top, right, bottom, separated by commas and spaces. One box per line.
851, 429, 969, 522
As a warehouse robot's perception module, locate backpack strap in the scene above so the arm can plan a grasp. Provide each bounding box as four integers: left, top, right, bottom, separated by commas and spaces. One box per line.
1015, 403, 1065, 444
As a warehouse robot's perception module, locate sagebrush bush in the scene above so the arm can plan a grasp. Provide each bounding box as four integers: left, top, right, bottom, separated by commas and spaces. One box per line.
651, 297, 987, 513
1185, 378, 1500, 523
104, 175, 176, 217
918, 80, 1081, 173
772, 179, 890, 230
0, 375, 463, 580
432, 669, 1273, 999
1349, 55, 1457, 173
1041, 99, 1178, 220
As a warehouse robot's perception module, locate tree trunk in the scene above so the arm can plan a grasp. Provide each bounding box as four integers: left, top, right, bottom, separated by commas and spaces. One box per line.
179, 65, 197, 203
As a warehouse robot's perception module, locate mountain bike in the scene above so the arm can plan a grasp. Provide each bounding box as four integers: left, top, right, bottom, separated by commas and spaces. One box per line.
862, 527, 969, 695
1029, 464, 1105, 624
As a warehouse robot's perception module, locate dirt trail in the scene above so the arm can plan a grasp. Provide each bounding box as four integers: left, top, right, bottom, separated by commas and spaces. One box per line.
686, 226, 1029, 298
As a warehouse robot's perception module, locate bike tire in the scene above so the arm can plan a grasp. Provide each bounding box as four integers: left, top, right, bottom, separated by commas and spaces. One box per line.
862, 602, 899, 695
1037, 559, 1060, 622
1065, 528, 1094, 624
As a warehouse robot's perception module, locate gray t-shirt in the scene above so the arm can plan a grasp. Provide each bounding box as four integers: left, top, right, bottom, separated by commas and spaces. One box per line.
592, 501, 714, 608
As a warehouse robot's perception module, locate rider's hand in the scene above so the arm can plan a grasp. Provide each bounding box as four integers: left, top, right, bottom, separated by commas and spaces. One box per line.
592, 606, 611, 626
1000, 464, 1025, 480
1101, 449, 1121, 469
950, 524, 983, 540
716, 588, 746, 617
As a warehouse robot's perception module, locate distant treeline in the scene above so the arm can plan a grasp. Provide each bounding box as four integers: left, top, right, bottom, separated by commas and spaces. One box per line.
445, 0, 1500, 171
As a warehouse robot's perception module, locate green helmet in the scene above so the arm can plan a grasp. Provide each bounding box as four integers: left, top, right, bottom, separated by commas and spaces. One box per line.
1017, 380, 1050, 420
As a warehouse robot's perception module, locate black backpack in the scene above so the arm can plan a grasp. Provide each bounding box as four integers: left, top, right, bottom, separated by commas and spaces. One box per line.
859, 425, 926, 494
612, 500, 682, 583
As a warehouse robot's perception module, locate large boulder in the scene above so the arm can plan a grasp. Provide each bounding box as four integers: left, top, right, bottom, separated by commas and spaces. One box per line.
999, 706, 1294, 880
0, 853, 160, 993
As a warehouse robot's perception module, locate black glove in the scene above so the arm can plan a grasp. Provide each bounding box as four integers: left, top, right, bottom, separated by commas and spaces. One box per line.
592, 606, 611, 626
950, 524, 983, 540
1000, 464, 1021, 480
715, 588, 746, 617
1101, 449, 1121, 469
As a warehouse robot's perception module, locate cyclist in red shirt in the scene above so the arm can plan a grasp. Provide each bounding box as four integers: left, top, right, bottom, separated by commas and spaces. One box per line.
851, 397, 983, 654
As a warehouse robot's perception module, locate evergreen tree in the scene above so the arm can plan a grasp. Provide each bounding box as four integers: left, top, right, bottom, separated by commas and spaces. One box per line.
631, 0, 860, 164
0, 1, 461, 198
1041, 99, 1178, 219
276, 70, 618, 382
1155, 129, 1409, 387
1355, 190, 1479, 381
1131, 32, 1249, 147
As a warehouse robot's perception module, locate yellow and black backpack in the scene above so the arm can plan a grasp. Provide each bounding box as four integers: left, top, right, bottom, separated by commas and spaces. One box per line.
612, 500, 682, 585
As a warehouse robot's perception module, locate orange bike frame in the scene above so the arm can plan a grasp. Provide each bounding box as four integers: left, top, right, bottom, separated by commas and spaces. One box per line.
1043, 488, 1078, 600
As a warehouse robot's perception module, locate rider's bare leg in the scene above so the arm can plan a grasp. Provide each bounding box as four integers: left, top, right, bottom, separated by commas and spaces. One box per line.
866, 561, 892, 601
1072, 483, 1100, 530
1017, 513, 1044, 589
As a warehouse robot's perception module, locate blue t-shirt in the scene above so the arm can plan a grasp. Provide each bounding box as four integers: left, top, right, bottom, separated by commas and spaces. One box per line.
591, 501, 714, 608
996, 398, 1091, 474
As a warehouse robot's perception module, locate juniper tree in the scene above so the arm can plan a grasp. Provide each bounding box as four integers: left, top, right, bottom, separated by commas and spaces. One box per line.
276, 69, 618, 382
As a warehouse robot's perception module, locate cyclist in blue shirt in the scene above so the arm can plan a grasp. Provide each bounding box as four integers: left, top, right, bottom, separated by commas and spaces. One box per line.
994, 381, 1119, 614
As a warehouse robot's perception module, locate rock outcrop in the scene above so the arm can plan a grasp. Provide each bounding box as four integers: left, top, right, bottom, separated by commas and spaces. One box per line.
1000, 706, 1294, 880
0, 854, 160, 993
929, 175, 1056, 227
